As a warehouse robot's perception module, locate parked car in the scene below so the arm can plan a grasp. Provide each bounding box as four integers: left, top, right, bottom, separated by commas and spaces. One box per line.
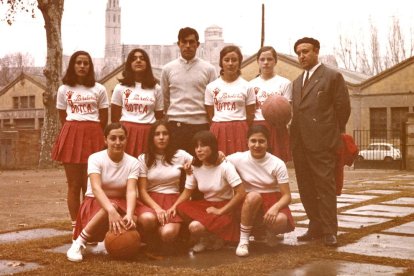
357, 143, 401, 161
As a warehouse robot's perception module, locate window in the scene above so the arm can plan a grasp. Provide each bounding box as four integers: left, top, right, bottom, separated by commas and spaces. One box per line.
13, 97, 19, 109
391, 107, 408, 138
370, 108, 387, 139
11, 96, 35, 109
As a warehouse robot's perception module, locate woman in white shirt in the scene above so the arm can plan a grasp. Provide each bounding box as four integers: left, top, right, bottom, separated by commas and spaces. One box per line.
227, 125, 294, 257
67, 123, 141, 262
111, 48, 163, 157
205, 45, 256, 155
169, 130, 246, 253
52, 50, 109, 235
136, 120, 192, 255
249, 46, 292, 162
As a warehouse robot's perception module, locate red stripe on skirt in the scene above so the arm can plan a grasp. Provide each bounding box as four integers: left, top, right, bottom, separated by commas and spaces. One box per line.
210, 121, 248, 155
253, 120, 291, 162
73, 196, 145, 241
177, 199, 240, 242
51, 121, 105, 164
136, 192, 183, 223
121, 122, 151, 157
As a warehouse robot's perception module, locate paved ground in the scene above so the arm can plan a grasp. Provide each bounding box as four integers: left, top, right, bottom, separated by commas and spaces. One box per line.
0, 167, 413, 275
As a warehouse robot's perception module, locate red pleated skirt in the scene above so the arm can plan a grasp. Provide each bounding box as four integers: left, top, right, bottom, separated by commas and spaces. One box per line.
136, 192, 183, 223
121, 121, 151, 157
253, 120, 291, 162
258, 192, 295, 232
73, 196, 145, 241
51, 121, 105, 164
210, 121, 248, 155
177, 199, 241, 242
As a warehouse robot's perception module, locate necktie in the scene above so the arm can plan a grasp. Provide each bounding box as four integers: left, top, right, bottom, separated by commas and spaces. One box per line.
301, 71, 309, 98
303, 71, 309, 87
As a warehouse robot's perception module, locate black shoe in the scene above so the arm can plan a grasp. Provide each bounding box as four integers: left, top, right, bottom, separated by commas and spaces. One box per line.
297, 231, 323, 241
323, 234, 338, 246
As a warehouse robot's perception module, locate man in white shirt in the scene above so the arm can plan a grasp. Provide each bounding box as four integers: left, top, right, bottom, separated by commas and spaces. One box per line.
161, 27, 217, 154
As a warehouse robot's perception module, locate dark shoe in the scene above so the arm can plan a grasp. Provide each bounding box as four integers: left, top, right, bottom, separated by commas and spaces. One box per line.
323, 234, 338, 246
297, 231, 323, 241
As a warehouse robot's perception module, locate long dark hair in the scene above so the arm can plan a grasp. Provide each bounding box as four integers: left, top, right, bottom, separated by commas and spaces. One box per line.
192, 130, 219, 167
145, 120, 177, 168
62, 50, 95, 87
219, 45, 243, 77
118, 48, 157, 89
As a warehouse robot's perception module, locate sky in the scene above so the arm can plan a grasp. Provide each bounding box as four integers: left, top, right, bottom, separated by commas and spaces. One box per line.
0, 0, 413, 66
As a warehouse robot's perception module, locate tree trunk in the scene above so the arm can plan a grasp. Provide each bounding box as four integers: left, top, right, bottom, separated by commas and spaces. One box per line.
37, 0, 64, 168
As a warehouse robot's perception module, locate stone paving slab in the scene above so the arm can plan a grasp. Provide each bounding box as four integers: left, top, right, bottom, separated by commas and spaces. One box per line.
270, 260, 407, 275
381, 197, 414, 205
382, 221, 414, 235
289, 202, 351, 213
359, 180, 394, 185
355, 189, 399, 195
290, 192, 300, 200
0, 260, 42, 275
0, 228, 71, 244
338, 233, 414, 260
342, 204, 414, 217
336, 194, 377, 203
298, 214, 389, 229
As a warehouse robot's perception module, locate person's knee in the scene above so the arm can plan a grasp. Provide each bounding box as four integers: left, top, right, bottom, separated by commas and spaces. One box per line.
160, 225, 179, 242
268, 214, 288, 232
188, 221, 204, 235
137, 212, 157, 231
244, 192, 262, 207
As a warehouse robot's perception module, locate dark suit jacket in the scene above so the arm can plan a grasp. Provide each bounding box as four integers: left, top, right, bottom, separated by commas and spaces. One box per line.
290, 64, 351, 152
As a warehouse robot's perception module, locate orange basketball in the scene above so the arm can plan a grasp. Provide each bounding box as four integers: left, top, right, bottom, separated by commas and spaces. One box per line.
261, 95, 292, 127
104, 229, 141, 259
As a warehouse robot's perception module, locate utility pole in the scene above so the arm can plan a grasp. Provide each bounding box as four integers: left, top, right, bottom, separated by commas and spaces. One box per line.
261, 3, 265, 48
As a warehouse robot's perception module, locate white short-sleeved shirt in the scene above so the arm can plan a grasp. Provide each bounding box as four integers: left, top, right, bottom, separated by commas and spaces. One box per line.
111, 83, 163, 124
205, 77, 256, 122
249, 75, 292, 121
56, 83, 109, 122
138, 150, 193, 194
85, 150, 139, 198
185, 160, 242, 201
227, 151, 289, 193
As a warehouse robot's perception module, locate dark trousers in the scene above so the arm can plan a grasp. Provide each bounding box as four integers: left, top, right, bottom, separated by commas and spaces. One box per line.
292, 140, 338, 235
168, 121, 209, 200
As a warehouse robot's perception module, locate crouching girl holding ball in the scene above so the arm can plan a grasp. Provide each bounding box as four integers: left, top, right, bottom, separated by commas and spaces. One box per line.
67, 123, 142, 262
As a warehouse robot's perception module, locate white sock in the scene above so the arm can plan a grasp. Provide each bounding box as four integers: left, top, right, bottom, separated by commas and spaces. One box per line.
240, 224, 253, 245
76, 229, 90, 247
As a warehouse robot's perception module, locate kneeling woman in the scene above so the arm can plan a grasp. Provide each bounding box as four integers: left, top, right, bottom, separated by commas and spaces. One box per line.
136, 120, 193, 253
169, 130, 246, 253
227, 125, 295, 257
67, 123, 141, 262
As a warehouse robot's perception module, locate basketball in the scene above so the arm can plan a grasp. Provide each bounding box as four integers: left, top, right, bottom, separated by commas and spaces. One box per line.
104, 229, 141, 259
261, 95, 292, 127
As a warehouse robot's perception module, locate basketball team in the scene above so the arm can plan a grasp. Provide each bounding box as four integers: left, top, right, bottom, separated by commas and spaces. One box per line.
51, 27, 350, 262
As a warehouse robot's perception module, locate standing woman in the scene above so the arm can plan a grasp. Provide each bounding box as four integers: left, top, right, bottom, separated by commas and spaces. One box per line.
169, 130, 246, 253
136, 120, 193, 253
249, 46, 292, 162
205, 45, 256, 155
227, 125, 294, 257
111, 48, 164, 157
67, 123, 140, 262
52, 51, 109, 234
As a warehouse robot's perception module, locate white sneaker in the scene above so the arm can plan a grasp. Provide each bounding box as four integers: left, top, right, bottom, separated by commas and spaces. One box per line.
67, 241, 85, 262
236, 243, 249, 257
192, 237, 209, 253
265, 230, 282, 247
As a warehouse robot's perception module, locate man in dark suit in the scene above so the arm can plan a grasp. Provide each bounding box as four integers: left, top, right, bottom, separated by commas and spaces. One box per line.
290, 37, 350, 246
